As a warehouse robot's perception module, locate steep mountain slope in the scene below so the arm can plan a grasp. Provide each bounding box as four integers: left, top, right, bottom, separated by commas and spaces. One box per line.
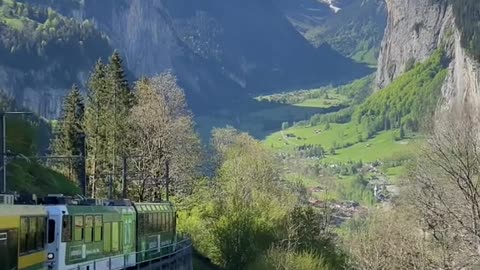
31, 0, 370, 114
276, 0, 387, 65
0, 0, 112, 118
376, 0, 480, 103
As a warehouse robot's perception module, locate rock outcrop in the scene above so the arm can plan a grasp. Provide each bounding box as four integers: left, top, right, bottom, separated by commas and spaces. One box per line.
376, 0, 480, 103
376, 0, 451, 89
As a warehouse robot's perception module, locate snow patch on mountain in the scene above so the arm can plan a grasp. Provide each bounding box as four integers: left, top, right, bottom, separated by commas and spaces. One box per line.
320, 0, 341, 13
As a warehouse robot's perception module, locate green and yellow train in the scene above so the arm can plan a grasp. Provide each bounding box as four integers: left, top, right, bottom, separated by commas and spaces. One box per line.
0, 195, 178, 270
0, 200, 47, 270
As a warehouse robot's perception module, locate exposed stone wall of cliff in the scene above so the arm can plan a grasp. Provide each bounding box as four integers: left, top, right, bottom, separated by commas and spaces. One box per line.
376, 0, 480, 104
376, 0, 451, 89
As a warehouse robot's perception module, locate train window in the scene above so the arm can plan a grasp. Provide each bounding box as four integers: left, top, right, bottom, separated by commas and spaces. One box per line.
48, 219, 55, 244
162, 213, 166, 231
0, 230, 17, 270
84, 216, 93, 243
94, 215, 103, 242
167, 213, 171, 231
104, 222, 111, 253
28, 217, 36, 251
74, 216, 84, 242
112, 222, 119, 252
173, 212, 177, 231
155, 213, 160, 231
138, 214, 144, 234
62, 215, 72, 242
149, 214, 154, 234
37, 217, 45, 249
166, 213, 170, 231
20, 217, 28, 253
124, 221, 131, 245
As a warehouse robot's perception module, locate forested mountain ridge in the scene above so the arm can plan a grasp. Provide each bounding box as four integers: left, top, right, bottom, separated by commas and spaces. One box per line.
275, 0, 387, 65
12, 0, 370, 116
0, 0, 112, 118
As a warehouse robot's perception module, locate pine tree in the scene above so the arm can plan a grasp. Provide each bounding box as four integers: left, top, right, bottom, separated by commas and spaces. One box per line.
53, 84, 85, 184
105, 51, 133, 196
106, 51, 133, 156
84, 60, 109, 197
84, 53, 133, 198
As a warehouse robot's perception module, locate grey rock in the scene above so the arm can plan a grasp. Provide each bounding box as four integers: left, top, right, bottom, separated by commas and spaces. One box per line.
377, 0, 480, 104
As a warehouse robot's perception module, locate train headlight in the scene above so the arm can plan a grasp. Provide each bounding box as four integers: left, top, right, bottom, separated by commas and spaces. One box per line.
47, 253, 55, 260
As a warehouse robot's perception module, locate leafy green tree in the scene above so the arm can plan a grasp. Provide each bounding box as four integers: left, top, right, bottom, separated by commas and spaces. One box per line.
52, 84, 85, 183
128, 74, 201, 200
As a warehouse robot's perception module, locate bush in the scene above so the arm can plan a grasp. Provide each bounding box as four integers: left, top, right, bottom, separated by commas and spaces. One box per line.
249, 247, 331, 270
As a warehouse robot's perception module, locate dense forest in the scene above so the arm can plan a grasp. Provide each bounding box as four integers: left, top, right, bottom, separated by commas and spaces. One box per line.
354, 50, 447, 137
0, 0, 111, 85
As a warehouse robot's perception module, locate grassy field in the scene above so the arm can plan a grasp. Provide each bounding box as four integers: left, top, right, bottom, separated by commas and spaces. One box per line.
265, 122, 360, 150
265, 122, 420, 164
197, 89, 350, 140
323, 131, 419, 163
251, 91, 349, 121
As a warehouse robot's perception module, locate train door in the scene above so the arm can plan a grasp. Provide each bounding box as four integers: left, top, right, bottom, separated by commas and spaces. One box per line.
0, 229, 18, 270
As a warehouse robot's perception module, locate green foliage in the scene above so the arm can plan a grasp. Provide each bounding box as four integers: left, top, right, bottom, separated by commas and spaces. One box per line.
0, 0, 111, 85
296, 144, 325, 158
52, 84, 85, 183
9, 160, 79, 196
0, 100, 80, 195
83, 52, 133, 197
212, 209, 267, 270
180, 130, 345, 269
250, 247, 332, 270
335, 174, 375, 206
306, 75, 374, 127
354, 50, 447, 135
304, 0, 386, 65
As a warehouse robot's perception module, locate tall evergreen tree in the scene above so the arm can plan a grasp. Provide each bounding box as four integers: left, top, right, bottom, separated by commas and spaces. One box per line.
84, 53, 133, 198
105, 51, 133, 197
84, 60, 109, 197
52, 84, 85, 184
106, 51, 133, 158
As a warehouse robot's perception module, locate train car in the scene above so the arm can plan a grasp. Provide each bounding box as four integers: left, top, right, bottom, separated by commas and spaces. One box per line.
0, 194, 47, 270
45, 196, 136, 270
133, 202, 176, 264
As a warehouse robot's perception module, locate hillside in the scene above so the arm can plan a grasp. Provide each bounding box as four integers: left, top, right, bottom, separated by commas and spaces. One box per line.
0, 0, 112, 118
276, 0, 387, 65
26, 0, 371, 115
265, 50, 446, 166
0, 94, 79, 196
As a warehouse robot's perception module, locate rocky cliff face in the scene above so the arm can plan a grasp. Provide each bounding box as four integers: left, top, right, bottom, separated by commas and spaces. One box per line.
0, 65, 89, 119
376, 0, 451, 89
79, 0, 370, 112
376, 0, 480, 102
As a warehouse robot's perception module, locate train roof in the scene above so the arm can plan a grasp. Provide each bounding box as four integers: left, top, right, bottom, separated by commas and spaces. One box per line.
44, 194, 133, 207
133, 201, 175, 213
